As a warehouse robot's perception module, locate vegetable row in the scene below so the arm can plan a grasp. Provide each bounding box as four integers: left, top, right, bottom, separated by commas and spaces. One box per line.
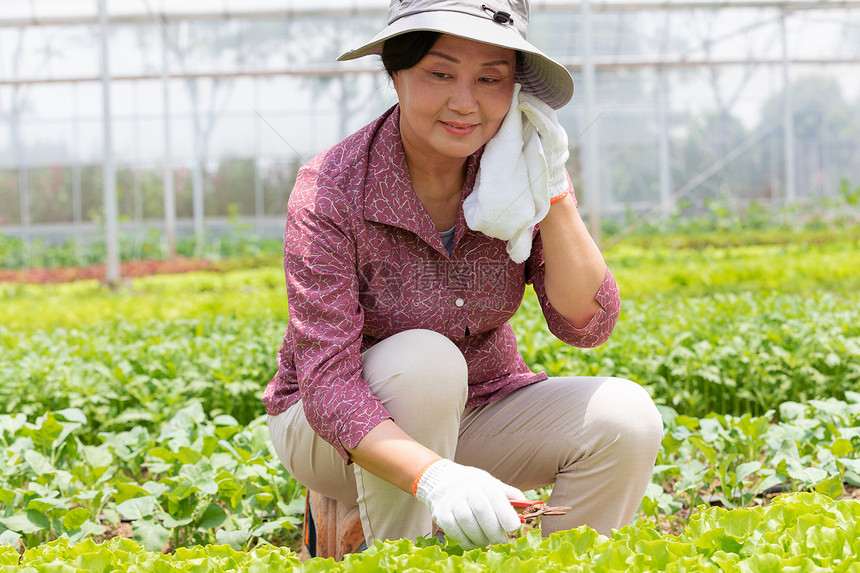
1, 395, 856, 552
2, 493, 857, 571
4, 288, 856, 436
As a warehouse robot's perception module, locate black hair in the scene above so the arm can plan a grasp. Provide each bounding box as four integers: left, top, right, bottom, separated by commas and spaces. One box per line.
381, 31, 442, 78
381, 31, 524, 79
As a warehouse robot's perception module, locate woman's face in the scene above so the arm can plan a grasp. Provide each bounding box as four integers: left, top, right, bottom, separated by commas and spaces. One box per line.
393, 34, 517, 168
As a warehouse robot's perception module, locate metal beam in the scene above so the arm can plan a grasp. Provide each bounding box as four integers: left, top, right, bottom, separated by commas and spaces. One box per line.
0, 67, 383, 86
551, 0, 860, 10
2, 56, 858, 87
0, 7, 386, 28
1, 0, 858, 27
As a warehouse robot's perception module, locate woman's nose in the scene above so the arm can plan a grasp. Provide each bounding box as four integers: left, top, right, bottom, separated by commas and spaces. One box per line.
448, 80, 478, 114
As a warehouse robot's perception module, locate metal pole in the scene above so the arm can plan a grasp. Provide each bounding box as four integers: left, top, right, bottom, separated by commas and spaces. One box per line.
161, 21, 177, 258
254, 77, 264, 233
72, 164, 82, 229
581, 0, 602, 245
72, 83, 83, 251
179, 20, 205, 252
190, 84, 205, 251
133, 82, 142, 226
17, 165, 29, 245
99, 0, 120, 285
192, 141, 205, 251
769, 131, 779, 211
10, 85, 31, 263
657, 67, 673, 217
781, 9, 797, 205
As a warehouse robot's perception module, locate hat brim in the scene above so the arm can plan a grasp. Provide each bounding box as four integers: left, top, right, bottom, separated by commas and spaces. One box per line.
337, 11, 573, 109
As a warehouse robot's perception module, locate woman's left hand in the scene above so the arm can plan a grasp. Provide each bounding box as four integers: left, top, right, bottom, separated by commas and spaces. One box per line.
414, 459, 523, 549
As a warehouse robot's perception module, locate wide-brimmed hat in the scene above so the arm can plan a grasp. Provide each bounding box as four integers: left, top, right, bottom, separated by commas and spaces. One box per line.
338, 0, 574, 109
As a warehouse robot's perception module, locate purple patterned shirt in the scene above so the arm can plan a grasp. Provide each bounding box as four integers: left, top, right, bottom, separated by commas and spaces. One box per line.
263, 105, 621, 463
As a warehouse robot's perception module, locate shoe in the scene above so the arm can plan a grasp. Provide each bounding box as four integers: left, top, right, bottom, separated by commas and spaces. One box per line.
301, 490, 365, 561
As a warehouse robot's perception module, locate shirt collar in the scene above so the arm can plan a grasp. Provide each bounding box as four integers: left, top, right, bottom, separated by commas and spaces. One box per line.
363, 105, 483, 256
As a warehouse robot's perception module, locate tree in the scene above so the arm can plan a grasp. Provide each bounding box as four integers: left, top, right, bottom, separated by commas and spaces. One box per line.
758, 76, 860, 198
674, 110, 768, 209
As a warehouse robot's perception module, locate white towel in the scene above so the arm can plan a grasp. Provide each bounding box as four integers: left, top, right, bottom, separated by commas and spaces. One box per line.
463, 83, 570, 263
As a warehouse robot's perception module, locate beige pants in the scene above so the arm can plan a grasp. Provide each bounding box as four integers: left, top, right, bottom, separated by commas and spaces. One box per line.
268, 329, 663, 546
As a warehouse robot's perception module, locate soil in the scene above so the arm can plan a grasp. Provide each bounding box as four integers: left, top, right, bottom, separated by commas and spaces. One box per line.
0, 258, 219, 284
652, 483, 860, 537
93, 522, 133, 544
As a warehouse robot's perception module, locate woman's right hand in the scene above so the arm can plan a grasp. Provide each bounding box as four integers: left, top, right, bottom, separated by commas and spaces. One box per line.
413, 459, 523, 549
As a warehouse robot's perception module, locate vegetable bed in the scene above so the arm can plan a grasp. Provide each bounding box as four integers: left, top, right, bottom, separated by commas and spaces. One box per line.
1, 231, 858, 570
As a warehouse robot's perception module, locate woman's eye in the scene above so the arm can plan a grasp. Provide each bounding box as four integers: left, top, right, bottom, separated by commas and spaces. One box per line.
480, 77, 500, 84
432, 72, 450, 79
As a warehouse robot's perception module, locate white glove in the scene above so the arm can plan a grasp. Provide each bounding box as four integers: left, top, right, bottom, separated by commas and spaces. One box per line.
414, 459, 523, 549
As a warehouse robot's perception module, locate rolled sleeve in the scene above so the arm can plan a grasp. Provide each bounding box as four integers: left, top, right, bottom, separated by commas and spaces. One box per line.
286, 168, 390, 463
526, 235, 621, 348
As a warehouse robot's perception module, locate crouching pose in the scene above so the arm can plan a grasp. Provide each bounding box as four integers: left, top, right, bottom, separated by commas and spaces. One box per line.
264, 0, 663, 551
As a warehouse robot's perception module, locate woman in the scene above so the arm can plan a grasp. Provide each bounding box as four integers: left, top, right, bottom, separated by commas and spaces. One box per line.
264, 0, 663, 551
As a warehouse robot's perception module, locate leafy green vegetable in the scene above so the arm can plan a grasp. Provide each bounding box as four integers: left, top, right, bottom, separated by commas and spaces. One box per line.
0, 406, 302, 551
518, 289, 860, 417
1, 227, 858, 566
1, 397, 855, 552
1, 494, 856, 571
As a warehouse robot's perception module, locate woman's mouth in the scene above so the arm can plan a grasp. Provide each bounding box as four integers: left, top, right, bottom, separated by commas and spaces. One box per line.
441, 121, 478, 136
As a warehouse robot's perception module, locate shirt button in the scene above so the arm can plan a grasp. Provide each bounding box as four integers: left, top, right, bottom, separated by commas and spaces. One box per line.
455, 298, 465, 307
